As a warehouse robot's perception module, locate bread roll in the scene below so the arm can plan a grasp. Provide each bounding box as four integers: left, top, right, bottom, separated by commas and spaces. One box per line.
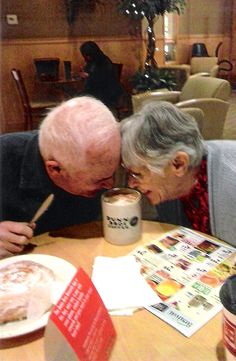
0, 260, 54, 324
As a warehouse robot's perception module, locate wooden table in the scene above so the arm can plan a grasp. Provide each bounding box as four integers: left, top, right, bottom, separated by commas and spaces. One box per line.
34, 77, 85, 102
0, 221, 226, 361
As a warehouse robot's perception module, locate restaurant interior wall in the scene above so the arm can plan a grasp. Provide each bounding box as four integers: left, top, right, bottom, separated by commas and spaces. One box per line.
175, 0, 233, 68
1, 0, 235, 133
139, 0, 233, 70
138, 1, 227, 68
180, 1, 236, 88
1, 0, 142, 133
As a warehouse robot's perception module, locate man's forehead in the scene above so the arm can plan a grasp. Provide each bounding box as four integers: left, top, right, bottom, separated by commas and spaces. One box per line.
89, 161, 116, 178
87, 146, 119, 164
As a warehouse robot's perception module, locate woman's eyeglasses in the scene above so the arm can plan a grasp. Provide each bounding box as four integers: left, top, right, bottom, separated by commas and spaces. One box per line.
121, 163, 143, 182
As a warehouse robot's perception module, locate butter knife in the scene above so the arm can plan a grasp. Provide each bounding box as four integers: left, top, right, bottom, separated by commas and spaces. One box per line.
18, 194, 55, 252
30, 193, 54, 224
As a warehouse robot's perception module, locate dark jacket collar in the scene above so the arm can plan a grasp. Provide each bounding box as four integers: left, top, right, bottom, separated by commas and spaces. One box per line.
19, 131, 54, 192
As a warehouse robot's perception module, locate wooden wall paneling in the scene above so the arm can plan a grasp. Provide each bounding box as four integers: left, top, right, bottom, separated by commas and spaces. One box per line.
1, 37, 143, 132
2, 0, 234, 132
2, 0, 140, 40
1, 0, 143, 132
175, 0, 232, 65
176, 34, 232, 65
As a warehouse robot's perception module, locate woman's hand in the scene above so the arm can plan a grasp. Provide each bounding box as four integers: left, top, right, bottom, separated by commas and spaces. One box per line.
0, 221, 35, 258
78, 71, 89, 79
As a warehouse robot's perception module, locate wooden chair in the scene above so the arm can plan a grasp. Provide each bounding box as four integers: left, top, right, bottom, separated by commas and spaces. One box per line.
11, 68, 59, 130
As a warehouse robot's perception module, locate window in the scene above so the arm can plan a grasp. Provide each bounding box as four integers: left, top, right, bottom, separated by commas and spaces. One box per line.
164, 14, 177, 62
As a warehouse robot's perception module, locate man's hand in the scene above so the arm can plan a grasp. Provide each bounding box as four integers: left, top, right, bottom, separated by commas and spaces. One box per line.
0, 221, 35, 258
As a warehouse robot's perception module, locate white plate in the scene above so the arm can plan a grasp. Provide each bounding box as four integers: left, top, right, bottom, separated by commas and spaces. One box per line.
0, 254, 77, 339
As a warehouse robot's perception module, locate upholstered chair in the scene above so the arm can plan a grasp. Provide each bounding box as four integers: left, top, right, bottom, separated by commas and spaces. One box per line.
188, 57, 219, 78
132, 77, 231, 140
181, 107, 204, 134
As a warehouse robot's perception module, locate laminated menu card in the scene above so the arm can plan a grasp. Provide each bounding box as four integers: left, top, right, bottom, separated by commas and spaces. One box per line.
44, 267, 116, 361
129, 227, 236, 337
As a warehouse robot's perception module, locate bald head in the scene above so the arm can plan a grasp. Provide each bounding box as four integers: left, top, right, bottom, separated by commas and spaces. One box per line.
38, 96, 121, 196
39, 96, 120, 173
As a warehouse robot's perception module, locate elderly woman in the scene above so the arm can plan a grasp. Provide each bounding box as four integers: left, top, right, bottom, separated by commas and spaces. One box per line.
120, 101, 236, 246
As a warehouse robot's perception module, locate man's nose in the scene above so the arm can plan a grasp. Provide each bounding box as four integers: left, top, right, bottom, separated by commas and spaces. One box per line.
101, 177, 114, 189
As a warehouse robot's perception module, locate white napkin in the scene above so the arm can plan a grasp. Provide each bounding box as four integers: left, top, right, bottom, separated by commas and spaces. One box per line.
92, 256, 161, 315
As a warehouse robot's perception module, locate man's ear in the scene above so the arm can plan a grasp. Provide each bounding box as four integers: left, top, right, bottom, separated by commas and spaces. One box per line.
45, 160, 62, 179
171, 151, 189, 177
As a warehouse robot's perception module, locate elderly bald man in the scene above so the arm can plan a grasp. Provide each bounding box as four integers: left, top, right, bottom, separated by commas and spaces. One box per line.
0, 96, 121, 258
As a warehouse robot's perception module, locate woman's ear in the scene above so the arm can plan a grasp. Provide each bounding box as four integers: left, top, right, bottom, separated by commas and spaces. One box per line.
171, 152, 189, 177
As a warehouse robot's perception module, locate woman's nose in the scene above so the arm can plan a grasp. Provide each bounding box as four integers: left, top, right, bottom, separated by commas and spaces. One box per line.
128, 177, 137, 188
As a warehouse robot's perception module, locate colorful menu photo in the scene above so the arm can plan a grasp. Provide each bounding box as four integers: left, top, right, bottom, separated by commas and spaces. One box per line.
130, 227, 236, 337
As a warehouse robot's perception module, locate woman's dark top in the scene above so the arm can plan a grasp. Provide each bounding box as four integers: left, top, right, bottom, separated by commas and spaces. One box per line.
83, 55, 123, 107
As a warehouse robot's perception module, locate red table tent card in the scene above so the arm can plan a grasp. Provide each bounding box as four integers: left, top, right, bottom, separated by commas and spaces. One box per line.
44, 267, 116, 361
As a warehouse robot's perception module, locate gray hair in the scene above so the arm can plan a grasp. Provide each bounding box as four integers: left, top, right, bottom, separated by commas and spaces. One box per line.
120, 101, 205, 173
39, 96, 119, 173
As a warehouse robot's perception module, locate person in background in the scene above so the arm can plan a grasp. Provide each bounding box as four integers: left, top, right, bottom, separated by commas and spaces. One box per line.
0, 96, 121, 258
120, 101, 236, 247
78, 41, 124, 108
